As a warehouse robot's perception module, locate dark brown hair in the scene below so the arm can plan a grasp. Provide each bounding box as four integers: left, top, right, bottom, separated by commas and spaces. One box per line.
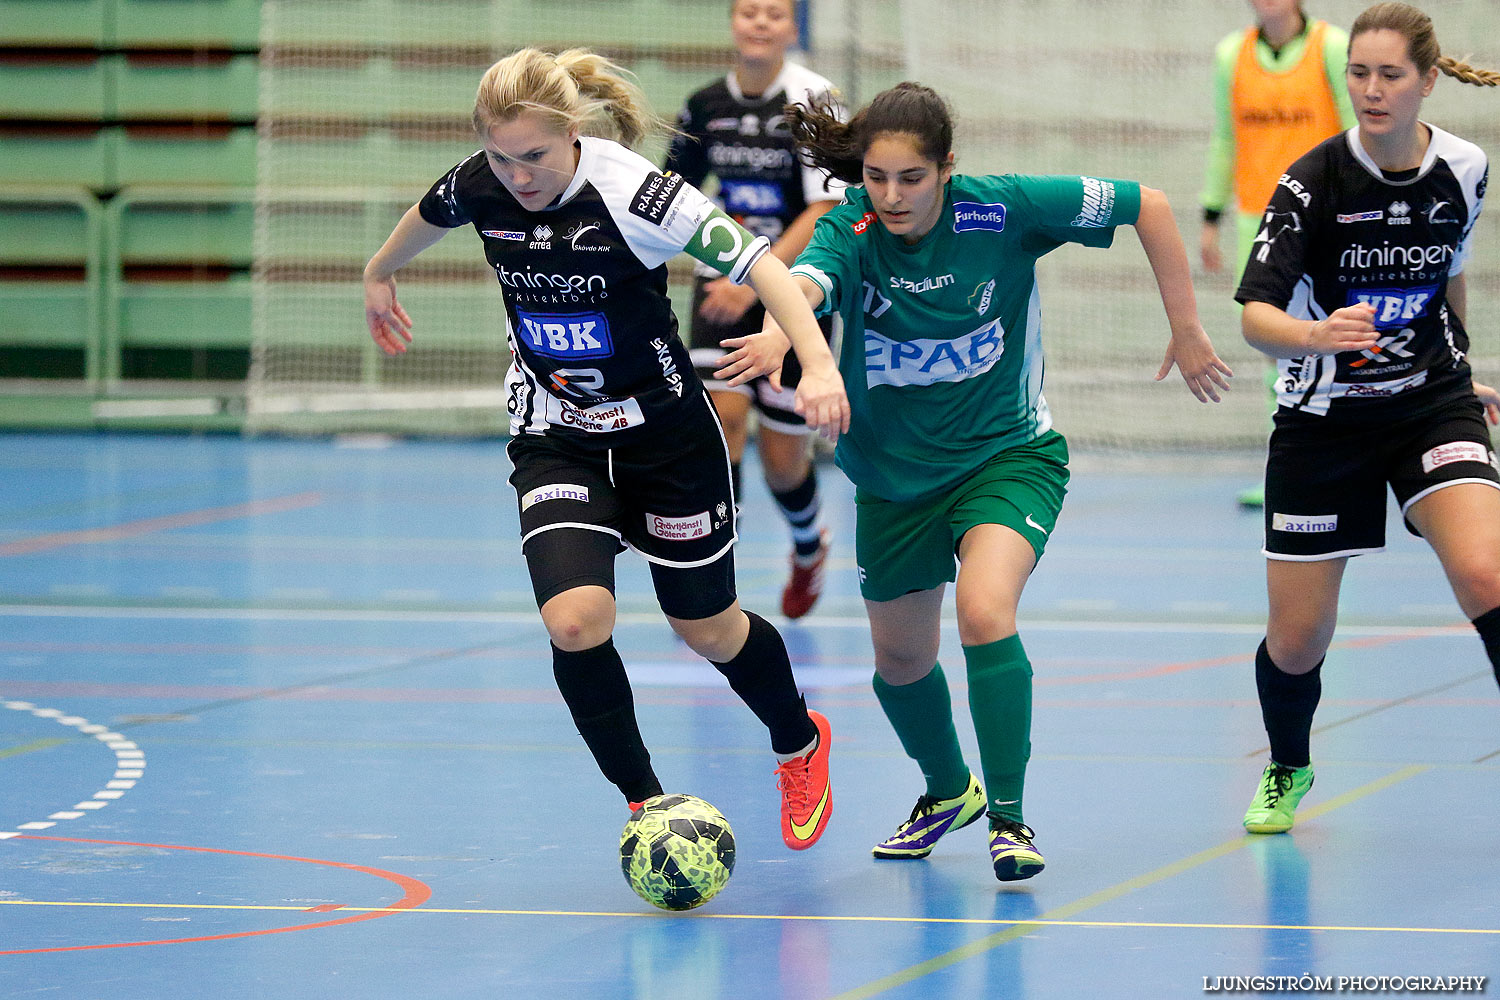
784, 82, 954, 186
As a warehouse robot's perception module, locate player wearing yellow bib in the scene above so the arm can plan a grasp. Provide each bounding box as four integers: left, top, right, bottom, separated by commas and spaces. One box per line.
719, 83, 1232, 880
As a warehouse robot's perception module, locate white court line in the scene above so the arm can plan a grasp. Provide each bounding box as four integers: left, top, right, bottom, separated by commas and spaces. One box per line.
0, 603, 1472, 637
0, 700, 146, 839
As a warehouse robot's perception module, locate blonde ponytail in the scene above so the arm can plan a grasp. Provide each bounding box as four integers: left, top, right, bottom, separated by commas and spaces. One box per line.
472, 47, 675, 147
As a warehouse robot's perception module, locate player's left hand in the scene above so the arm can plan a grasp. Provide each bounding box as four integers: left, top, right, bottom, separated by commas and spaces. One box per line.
716, 326, 792, 389
792, 363, 850, 443
1156, 325, 1233, 403
1475, 381, 1500, 425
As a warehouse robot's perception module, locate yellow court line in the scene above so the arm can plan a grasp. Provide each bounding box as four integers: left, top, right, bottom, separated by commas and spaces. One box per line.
0, 738, 68, 760
828, 764, 1431, 1000
2, 897, 1495, 938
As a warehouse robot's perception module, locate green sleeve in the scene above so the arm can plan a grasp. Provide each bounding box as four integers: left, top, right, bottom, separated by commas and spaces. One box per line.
1009, 174, 1142, 253
1201, 31, 1242, 215
683, 207, 771, 284
1323, 23, 1357, 128
788, 205, 860, 318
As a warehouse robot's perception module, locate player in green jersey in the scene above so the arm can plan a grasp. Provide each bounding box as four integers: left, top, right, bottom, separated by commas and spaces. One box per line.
717, 82, 1232, 881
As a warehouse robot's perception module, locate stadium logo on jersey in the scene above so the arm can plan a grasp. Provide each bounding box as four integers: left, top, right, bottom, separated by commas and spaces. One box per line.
645, 510, 712, 541
530, 224, 554, 249
482, 229, 527, 241
520, 483, 589, 511
1071, 178, 1115, 228
970, 279, 996, 316
564, 222, 609, 252
1336, 211, 1383, 224
953, 202, 1007, 234
1421, 441, 1492, 474
863, 319, 1006, 389
1252, 209, 1302, 263
1387, 201, 1411, 225
721, 180, 786, 216
1272, 513, 1337, 533
1347, 285, 1438, 331
631, 171, 687, 227
515, 310, 614, 360
851, 211, 878, 234
890, 273, 954, 294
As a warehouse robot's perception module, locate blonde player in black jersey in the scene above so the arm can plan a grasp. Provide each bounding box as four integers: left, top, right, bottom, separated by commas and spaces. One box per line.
361, 48, 849, 851
1235, 3, 1500, 834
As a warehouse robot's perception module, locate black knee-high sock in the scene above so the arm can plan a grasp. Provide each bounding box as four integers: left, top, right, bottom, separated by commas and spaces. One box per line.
1472, 606, 1500, 689
1255, 639, 1322, 769
552, 639, 662, 803
710, 611, 817, 755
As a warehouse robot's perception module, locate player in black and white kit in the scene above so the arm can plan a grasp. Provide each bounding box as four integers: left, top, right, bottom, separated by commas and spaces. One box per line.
1234, 3, 1500, 835
361, 48, 849, 851
665, 0, 844, 619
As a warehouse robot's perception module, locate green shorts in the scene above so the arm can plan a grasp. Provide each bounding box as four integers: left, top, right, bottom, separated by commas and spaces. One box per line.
853, 430, 1070, 603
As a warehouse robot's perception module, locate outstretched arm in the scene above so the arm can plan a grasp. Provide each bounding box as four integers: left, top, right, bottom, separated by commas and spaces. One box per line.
1134, 186, 1235, 402
743, 255, 848, 440
362, 205, 451, 355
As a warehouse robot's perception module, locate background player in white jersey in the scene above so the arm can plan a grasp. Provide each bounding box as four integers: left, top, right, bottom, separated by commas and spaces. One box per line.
361, 48, 850, 851
720, 83, 1231, 880
666, 0, 845, 618
1234, 3, 1500, 835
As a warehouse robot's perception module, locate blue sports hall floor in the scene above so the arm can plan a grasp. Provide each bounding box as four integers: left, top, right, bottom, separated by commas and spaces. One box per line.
0, 431, 1495, 998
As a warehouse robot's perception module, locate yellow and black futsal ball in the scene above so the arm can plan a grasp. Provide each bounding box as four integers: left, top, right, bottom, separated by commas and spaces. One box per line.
619, 793, 736, 911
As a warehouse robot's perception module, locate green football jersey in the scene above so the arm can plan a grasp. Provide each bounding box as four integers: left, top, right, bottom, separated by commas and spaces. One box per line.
791, 173, 1142, 502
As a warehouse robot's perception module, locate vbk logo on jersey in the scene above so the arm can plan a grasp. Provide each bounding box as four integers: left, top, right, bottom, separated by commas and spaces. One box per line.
516, 310, 614, 359
1348, 284, 1438, 329
953, 202, 1007, 234
720, 180, 786, 216
482, 229, 526, 241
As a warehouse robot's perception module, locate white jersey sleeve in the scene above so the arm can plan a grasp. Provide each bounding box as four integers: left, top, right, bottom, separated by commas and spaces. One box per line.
778, 63, 848, 207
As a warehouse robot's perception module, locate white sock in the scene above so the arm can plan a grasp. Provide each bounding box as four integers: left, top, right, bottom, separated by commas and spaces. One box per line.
776, 734, 818, 764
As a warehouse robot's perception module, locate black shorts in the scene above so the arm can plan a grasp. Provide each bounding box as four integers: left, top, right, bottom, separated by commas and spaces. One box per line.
685, 274, 834, 435
507, 391, 739, 620
1264, 393, 1500, 560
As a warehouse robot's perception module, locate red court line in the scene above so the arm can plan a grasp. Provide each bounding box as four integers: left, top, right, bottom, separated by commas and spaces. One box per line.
1035, 633, 1448, 687
0, 834, 431, 955
0, 492, 325, 557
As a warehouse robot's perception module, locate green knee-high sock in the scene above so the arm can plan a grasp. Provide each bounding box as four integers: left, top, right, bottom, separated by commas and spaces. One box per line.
872, 664, 970, 800
964, 635, 1032, 824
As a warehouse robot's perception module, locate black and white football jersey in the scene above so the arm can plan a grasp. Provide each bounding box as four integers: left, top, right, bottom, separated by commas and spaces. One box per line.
1237, 124, 1488, 420
666, 62, 844, 248
418, 136, 767, 443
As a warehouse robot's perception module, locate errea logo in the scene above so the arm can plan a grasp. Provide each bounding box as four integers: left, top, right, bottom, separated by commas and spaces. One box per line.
1387, 201, 1412, 225
530, 224, 554, 249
